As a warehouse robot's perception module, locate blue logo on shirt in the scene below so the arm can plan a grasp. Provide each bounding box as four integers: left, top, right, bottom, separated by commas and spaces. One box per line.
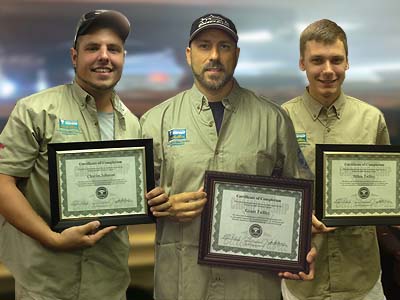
296, 132, 307, 143
168, 129, 187, 146
59, 119, 81, 135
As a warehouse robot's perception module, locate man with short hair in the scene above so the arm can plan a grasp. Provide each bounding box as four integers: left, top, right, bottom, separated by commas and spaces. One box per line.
0, 10, 166, 300
281, 19, 389, 300
142, 13, 315, 300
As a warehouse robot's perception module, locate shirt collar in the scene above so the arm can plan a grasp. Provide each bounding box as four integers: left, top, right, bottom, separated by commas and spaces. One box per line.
189, 80, 241, 114
302, 88, 346, 120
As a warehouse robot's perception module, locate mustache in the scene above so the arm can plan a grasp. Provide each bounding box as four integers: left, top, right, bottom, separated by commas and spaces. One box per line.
203, 61, 225, 71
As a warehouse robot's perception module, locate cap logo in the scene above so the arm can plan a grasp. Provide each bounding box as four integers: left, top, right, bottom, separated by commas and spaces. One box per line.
198, 15, 230, 30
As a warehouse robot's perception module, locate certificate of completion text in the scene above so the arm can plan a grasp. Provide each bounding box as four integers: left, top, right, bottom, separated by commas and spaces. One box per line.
210, 182, 303, 261
325, 153, 400, 217
57, 148, 146, 219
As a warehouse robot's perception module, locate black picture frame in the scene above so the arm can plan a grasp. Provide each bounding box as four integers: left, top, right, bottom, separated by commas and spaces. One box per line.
48, 139, 155, 231
316, 144, 400, 226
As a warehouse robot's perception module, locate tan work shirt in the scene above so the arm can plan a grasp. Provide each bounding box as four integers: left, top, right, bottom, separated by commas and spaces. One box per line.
141, 82, 306, 300
282, 89, 390, 300
0, 82, 140, 300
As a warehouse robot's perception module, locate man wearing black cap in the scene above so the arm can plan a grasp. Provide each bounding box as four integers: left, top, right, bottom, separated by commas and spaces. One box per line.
142, 13, 315, 300
0, 9, 167, 300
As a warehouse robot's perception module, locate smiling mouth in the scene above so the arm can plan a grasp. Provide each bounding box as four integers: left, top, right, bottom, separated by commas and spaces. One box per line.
319, 79, 337, 84
92, 67, 113, 73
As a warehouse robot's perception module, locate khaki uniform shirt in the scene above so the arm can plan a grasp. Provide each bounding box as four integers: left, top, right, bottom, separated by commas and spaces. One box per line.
282, 89, 390, 300
0, 82, 140, 300
141, 82, 305, 300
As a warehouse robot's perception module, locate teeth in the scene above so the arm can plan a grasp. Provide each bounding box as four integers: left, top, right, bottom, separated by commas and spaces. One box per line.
94, 68, 111, 73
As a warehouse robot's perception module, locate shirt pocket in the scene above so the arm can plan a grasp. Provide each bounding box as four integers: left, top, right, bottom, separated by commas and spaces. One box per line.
232, 151, 275, 176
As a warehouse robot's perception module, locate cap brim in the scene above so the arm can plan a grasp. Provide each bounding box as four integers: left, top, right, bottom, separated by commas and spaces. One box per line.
189, 24, 238, 44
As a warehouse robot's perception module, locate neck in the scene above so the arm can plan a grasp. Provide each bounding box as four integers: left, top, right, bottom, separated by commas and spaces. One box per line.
94, 93, 114, 112
308, 88, 341, 108
195, 80, 234, 102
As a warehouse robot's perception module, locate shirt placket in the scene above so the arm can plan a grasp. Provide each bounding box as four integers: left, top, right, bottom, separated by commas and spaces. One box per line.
207, 269, 225, 300
198, 101, 220, 170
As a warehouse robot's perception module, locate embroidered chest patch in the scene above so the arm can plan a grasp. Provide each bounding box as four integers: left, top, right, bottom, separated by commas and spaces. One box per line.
168, 128, 187, 146
58, 119, 81, 135
296, 132, 307, 143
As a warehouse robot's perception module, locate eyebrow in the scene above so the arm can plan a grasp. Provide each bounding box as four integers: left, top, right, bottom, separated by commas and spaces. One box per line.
83, 42, 123, 48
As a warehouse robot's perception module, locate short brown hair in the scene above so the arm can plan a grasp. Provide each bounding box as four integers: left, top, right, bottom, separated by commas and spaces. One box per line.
300, 19, 348, 58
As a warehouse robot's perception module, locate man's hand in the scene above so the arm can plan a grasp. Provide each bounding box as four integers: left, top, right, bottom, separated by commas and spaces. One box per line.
49, 221, 116, 251
278, 247, 317, 280
146, 187, 170, 217
164, 188, 207, 222
312, 214, 336, 233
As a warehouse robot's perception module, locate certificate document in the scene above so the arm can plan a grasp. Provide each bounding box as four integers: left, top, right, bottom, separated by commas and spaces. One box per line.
48, 139, 155, 231
59, 148, 145, 218
316, 144, 400, 226
326, 154, 399, 216
211, 182, 301, 261
199, 171, 313, 273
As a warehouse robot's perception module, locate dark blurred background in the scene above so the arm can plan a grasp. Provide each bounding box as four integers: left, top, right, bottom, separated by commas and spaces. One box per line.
1, 0, 400, 299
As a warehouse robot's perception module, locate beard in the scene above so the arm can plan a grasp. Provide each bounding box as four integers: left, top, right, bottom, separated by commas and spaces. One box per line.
76, 72, 120, 93
192, 60, 233, 91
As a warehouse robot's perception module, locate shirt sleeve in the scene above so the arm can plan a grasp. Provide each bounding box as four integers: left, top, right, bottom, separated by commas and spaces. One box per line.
0, 100, 41, 177
276, 108, 313, 180
140, 111, 162, 185
376, 113, 391, 145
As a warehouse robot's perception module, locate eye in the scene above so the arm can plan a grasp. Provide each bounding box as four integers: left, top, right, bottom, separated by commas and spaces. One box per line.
198, 43, 210, 50
311, 57, 323, 65
108, 46, 123, 54
332, 57, 345, 64
85, 45, 99, 52
220, 43, 232, 50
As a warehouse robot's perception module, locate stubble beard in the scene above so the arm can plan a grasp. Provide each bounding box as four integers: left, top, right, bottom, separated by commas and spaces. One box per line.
76, 72, 119, 93
192, 62, 233, 91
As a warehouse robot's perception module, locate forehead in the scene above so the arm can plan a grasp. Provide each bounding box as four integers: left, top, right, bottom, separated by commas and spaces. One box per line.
192, 28, 236, 43
303, 39, 346, 57
77, 27, 124, 45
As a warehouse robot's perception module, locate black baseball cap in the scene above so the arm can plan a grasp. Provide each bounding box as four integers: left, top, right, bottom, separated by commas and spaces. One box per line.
73, 10, 130, 48
189, 13, 238, 45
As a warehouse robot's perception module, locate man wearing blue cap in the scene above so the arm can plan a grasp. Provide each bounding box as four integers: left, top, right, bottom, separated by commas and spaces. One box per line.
0, 9, 167, 300
142, 13, 316, 300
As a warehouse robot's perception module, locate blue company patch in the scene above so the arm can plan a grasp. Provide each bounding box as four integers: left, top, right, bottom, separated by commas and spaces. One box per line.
168, 128, 187, 146
296, 132, 307, 143
59, 119, 80, 135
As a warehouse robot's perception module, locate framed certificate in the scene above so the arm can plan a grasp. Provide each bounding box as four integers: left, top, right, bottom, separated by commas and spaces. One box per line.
316, 144, 400, 226
48, 139, 155, 231
198, 171, 313, 273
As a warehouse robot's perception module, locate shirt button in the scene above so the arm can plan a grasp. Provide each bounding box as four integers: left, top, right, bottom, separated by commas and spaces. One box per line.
327, 128, 331, 132
208, 121, 214, 127
215, 150, 219, 155
94, 122, 99, 126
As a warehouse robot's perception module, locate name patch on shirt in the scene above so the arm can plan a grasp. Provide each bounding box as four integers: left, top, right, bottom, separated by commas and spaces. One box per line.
58, 119, 81, 135
296, 132, 307, 143
168, 128, 187, 146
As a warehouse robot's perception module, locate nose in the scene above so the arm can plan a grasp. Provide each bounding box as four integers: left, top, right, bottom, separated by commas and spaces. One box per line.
322, 61, 333, 73
98, 46, 110, 62
209, 46, 220, 61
